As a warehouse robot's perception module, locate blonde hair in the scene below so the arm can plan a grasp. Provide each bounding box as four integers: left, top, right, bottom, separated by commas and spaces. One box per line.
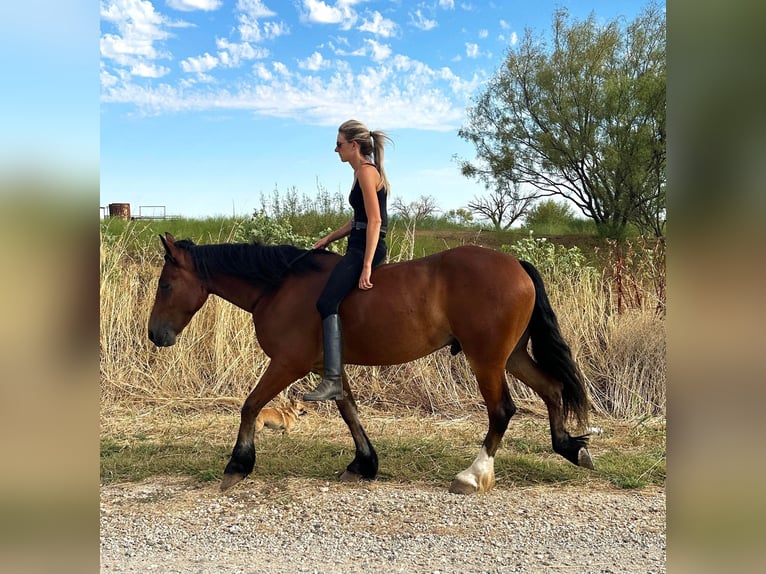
338, 119, 392, 193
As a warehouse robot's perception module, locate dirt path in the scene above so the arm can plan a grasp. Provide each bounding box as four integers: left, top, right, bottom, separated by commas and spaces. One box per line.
100, 477, 665, 573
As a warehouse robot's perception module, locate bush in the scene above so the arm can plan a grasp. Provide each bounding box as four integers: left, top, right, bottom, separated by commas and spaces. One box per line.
234, 212, 314, 248
502, 235, 595, 279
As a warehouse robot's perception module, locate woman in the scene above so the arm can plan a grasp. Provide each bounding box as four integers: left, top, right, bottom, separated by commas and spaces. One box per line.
303, 119, 392, 401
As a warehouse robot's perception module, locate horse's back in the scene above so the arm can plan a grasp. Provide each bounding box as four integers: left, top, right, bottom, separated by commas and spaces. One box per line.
339, 245, 534, 365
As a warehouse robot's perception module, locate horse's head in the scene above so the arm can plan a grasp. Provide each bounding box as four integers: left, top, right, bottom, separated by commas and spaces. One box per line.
148, 233, 209, 347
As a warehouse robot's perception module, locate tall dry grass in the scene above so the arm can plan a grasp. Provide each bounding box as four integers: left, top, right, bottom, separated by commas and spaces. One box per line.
100, 229, 665, 421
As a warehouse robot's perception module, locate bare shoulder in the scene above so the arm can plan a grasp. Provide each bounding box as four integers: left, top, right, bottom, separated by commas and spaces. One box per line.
357, 163, 382, 189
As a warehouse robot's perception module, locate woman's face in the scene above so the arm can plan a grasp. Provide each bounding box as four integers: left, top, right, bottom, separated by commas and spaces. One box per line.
335, 133, 353, 162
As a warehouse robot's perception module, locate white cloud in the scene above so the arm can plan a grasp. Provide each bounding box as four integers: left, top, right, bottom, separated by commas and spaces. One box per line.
410, 9, 437, 31
237, 0, 276, 19
438, 0, 454, 9
300, 0, 357, 29
330, 39, 366, 57
131, 62, 171, 77
298, 51, 328, 71
235, 0, 285, 42
100, 0, 489, 131
478, 29, 488, 39
100, 0, 172, 66
216, 39, 269, 67
263, 20, 290, 38
238, 15, 289, 42
101, 52, 478, 131
359, 11, 397, 37
166, 0, 222, 11
238, 16, 263, 42
510, 31, 518, 45
364, 39, 392, 62
272, 61, 290, 77
101, 68, 120, 89
252, 62, 273, 80
181, 52, 219, 73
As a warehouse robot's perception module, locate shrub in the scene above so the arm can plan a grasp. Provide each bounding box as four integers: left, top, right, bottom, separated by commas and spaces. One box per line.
502, 235, 595, 279
234, 212, 314, 248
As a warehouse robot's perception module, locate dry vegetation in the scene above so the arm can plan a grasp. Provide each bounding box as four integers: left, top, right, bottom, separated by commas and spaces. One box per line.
100, 228, 665, 422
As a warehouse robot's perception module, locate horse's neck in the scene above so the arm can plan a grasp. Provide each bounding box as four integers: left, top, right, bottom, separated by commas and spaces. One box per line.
206, 275, 267, 313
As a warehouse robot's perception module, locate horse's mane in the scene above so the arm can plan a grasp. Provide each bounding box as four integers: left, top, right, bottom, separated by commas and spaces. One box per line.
174, 239, 331, 289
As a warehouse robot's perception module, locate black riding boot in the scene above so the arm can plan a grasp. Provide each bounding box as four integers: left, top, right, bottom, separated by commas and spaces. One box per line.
304, 314, 344, 401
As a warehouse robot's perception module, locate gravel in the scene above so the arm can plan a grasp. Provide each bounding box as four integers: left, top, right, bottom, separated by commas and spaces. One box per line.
100, 477, 665, 573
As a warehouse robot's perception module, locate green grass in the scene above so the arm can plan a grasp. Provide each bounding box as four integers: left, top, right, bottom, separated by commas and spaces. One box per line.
100, 214, 613, 265
101, 423, 665, 490
100, 216, 249, 249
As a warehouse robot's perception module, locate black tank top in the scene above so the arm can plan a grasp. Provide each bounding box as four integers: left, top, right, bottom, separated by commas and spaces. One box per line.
349, 165, 387, 229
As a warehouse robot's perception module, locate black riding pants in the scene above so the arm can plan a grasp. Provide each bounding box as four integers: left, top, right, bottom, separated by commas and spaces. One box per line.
316, 233, 386, 319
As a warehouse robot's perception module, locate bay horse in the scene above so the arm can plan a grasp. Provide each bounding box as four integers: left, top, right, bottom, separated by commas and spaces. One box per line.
148, 233, 594, 494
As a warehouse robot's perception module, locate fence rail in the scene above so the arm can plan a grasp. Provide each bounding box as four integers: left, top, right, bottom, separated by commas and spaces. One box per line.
100, 205, 181, 220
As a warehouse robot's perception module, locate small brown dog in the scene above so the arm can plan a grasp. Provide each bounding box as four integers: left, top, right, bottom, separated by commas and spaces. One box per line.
254, 399, 307, 435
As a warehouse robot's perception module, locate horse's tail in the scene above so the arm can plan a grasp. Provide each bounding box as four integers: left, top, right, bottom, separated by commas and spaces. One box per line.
519, 260, 590, 429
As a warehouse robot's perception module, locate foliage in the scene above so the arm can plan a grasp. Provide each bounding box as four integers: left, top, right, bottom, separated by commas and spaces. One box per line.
457, 3, 666, 240
233, 183, 354, 251
234, 212, 314, 248
524, 199, 575, 228
256, 182, 352, 240
503, 235, 595, 279
443, 208, 475, 226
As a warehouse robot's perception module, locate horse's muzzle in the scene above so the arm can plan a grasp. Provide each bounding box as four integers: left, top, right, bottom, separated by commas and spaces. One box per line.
148, 327, 177, 347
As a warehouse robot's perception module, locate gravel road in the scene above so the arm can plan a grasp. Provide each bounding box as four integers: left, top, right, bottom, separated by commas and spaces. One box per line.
100, 477, 665, 573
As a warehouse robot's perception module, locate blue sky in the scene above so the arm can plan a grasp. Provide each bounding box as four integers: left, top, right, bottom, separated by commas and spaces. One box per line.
100, 0, 650, 219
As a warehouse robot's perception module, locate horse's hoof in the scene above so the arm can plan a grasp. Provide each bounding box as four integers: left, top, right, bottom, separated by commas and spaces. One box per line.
578, 447, 595, 470
220, 472, 247, 491
449, 478, 478, 495
339, 470, 363, 483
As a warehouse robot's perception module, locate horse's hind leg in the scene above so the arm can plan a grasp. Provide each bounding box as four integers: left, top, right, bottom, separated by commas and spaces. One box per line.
335, 373, 378, 482
507, 348, 594, 469
450, 363, 516, 495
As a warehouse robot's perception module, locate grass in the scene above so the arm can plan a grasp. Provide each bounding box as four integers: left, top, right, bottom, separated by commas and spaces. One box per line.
100, 405, 665, 491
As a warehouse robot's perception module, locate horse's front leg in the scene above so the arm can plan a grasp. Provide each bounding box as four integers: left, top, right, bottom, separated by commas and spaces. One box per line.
335, 372, 378, 482
220, 362, 305, 491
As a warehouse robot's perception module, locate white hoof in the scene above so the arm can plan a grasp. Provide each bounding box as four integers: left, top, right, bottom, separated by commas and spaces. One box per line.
339, 470, 363, 483
578, 447, 595, 469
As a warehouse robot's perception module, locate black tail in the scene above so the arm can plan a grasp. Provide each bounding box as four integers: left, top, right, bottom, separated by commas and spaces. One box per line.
519, 260, 590, 429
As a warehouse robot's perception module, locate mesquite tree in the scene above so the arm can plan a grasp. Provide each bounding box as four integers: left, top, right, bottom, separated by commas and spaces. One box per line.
458, 3, 666, 239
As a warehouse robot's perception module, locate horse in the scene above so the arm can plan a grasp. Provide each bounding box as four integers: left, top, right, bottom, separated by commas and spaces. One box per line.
148, 233, 594, 494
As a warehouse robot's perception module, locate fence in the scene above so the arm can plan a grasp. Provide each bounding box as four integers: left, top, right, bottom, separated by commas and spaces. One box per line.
100, 204, 180, 220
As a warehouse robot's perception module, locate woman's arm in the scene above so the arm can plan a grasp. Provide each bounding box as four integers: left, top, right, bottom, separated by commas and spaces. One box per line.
357, 165, 383, 290
313, 219, 352, 250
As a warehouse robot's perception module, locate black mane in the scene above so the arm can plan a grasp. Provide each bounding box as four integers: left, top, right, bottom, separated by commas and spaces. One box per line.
175, 239, 329, 289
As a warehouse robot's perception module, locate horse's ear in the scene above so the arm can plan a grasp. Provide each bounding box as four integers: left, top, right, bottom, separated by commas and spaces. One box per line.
160, 233, 178, 264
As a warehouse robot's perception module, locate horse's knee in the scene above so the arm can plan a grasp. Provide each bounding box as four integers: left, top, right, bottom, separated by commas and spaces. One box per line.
489, 397, 516, 431
504, 397, 517, 420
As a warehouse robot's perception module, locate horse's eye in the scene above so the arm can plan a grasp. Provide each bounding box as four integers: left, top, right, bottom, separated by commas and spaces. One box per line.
159, 282, 171, 291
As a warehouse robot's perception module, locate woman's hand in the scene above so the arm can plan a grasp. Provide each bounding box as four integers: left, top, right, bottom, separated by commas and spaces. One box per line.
359, 264, 374, 290
313, 236, 331, 250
